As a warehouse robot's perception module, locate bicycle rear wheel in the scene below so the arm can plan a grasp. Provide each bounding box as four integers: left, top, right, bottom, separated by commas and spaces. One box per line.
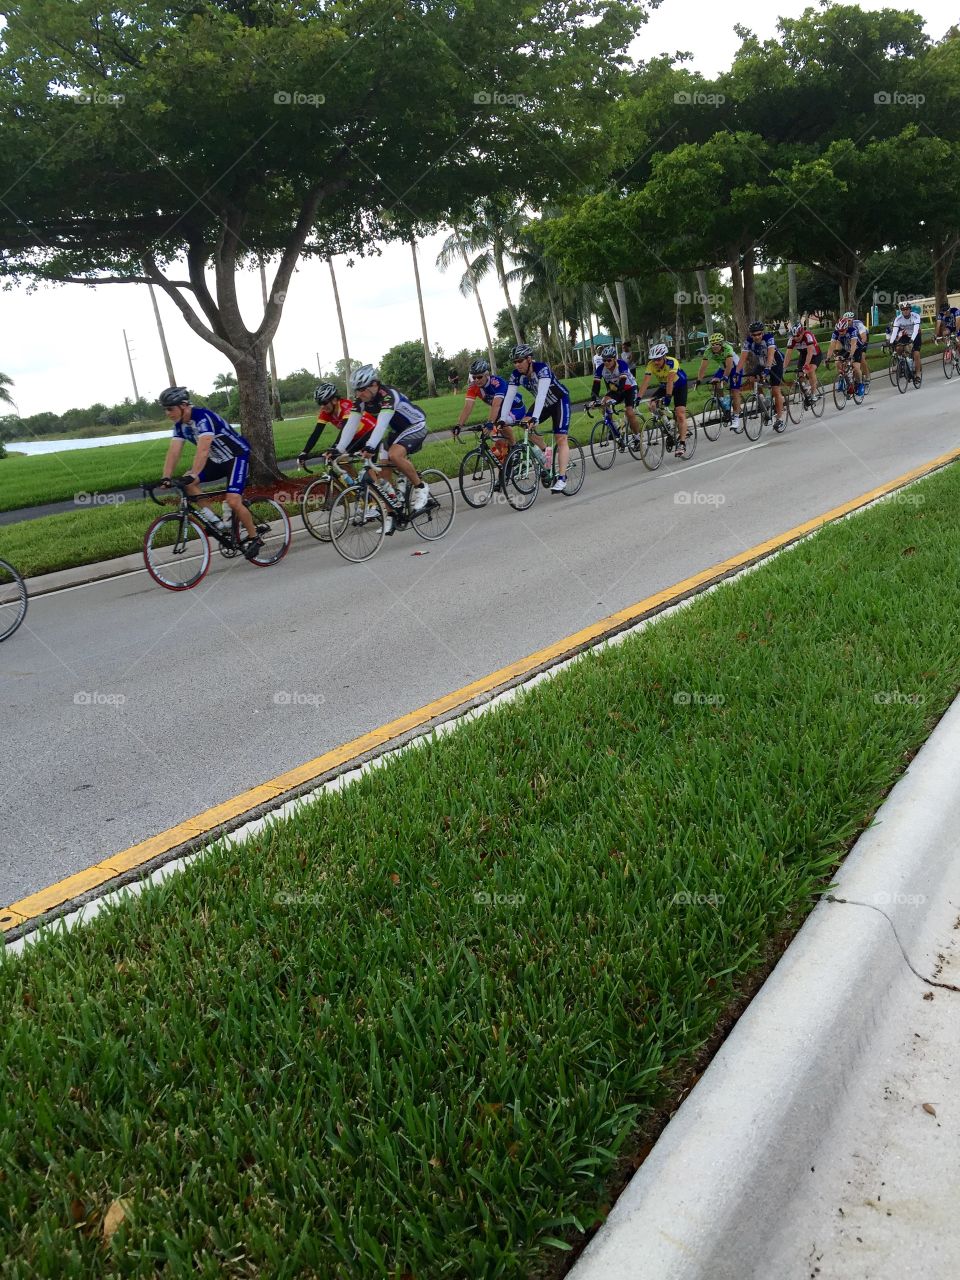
412, 469, 456, 539
503, 444, 540, 511
700, 397, 724, 442
301, 476, 339, 542
640, 420, 664, 470
589, 417, 617, 470
458, 447, 497, 508
144, 512, 210, 590
0, 558, 28, 641
740, 393, 762, 440
561, 436, 586, 495
243, 499, 291, 567
329, 487, 386, 562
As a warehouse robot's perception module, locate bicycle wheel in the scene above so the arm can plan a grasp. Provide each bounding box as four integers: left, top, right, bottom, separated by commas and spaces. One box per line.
589, 417, 617, 470
680, 419, 698, 460
786, 382, 804, 426
700, 397, 723, 442
853, 378, 865, 405
896, 358, 910, 394
458, 447, 497, 508
640, 420, 664, 470
503, 444, 540, 511
944, 346, 955, 380
810, 386, 825, 418
412, 469, 456, 540
625, 417, 646, 460
243, 498, 291, 567
740, 393, 762, 441
833, 375, 848, 411
329, 487, 386, 562
301, 476, 339, 542
0, 558, 28, 642
561, 436, 586, 495
143, 512, 210, 590
888, 355, 899, 387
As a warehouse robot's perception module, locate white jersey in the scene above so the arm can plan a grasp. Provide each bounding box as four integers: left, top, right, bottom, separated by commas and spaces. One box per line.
888, 311, 921, 342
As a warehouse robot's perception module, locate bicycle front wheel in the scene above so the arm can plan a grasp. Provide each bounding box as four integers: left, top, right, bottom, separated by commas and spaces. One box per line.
144, 513, 210, 590
243, 499, 291, 567
740, 394, 762, 441
681, 419, 698, 460
589, 417, 617, 470
786, 383, 804, 426
412, 469, 456, 540
329, 487, 386, 562
888, 355, 899, 387
810, 386, 825, 418
945, 347, 956, 380
896, 359, 911, 394
503, 445, 540, 511
301, 476, 340, 542
561, 436, 586, 495
701, 397, 723, 442
0, 558, 28, 642
640, 420, 664, 470
458, 447, 497, 509
833, 375, 848, 411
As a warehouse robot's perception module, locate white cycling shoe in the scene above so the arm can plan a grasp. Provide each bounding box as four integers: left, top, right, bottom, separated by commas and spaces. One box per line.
410, 483, 431, 512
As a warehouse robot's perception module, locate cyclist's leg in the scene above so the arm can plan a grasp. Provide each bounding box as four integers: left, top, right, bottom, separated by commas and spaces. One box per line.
619, 385, 640, 434
806, 351, 821, 393
729, 367, 744, 429
672, 379, 689, 447
196, 455, 256, 536
384, 417, 427, 490
769, 357, 785, 420
547, 399, 570, 476
912, 331, 922, 376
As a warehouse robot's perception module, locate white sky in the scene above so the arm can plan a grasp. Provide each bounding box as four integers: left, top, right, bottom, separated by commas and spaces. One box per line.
2, 0, 954, 417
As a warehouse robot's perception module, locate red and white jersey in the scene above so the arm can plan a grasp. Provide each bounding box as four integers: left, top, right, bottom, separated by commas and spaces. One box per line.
787, 328, 821, 355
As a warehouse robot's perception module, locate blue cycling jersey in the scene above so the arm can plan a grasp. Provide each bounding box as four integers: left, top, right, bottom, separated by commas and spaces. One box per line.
591, 357, 638, 393
938, 307, 960, 331
172, 406, 250, 462
468, 373, 527, 420
741, 333, 783, 362
503, 360, 569, 418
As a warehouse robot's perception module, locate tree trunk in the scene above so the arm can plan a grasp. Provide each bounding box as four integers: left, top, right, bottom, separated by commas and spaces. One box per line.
327, 257, 351, 385
602, 284, 620, 336
148, 283, 176, 386
787, 262, 798, 321
839, 264, 860, 313
258, 256, 283, 420
494, 237, 523, 344
409, 237, 437, 397
742, 248, 756, 324
614, 279, 629, 342
729, 256, 746, 337
457, 232, 496, 372
931, 234, 959, 309
695, 268, 713, 335
235, 355, 275, 484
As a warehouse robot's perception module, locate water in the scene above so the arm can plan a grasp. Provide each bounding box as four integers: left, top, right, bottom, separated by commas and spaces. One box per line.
6, 428, 171, 456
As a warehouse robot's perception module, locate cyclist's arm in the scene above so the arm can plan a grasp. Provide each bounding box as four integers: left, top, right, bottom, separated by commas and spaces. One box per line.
660, 371, 677, 400
723, 356, 735, 379
487, 393, 504, 424
589, 375, 603, 400
498, 378, 519, 423
301, 421, 327, 456
337, 409, 364, 452
782, 345, 794, 372
189, 431, 214, 477
363, 408, 395, 452
161, 438, 184, 479
457, 389, 479, 428
636, 373, 651, 399
530, 372, 552, 420
695, 359, 708, 380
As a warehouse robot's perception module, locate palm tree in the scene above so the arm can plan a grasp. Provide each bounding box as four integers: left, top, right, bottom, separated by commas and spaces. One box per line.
0, 372, 14, 406
436, 227, 497, 371
213, 372, 237, 390
410, 237, 438, 397
444, 200, 526, 345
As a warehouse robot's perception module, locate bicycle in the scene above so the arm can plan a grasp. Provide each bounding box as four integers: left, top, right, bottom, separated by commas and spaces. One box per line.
827, 354, 864, 410
299, 453, 360, 542
636, 396, 696, 464
888, 341, 921, 394
0, 557, 28, 642
455, 424, 511, 508
698, 378, 733, 442
583, 400, 644, 470
784, 368, 825, 425
740, 372, 777, 439
142, 479, 291, 590
501, 420, 585, 511
327, 460, 455, 562
938, 334, 957, 380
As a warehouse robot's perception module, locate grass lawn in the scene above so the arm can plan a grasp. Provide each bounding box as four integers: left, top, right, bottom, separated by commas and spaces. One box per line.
2, 460, 959, 1277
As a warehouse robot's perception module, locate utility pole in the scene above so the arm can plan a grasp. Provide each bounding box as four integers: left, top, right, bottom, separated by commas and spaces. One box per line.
123, 329, 140, 402
328, 257, 351, 383
258, 255, 283, 420
148, 283, 176, 386
316, 352, 323, 377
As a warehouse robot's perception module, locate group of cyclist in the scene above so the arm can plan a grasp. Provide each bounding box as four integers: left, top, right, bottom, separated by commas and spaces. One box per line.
156, 298, 957, 539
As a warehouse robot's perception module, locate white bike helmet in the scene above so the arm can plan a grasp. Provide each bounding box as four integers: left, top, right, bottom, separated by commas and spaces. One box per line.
350, 364, 379, 391
650, 343, 669, 359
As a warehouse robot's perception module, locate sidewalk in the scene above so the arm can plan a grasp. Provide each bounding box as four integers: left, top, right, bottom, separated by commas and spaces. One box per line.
569, 698, 960, 1280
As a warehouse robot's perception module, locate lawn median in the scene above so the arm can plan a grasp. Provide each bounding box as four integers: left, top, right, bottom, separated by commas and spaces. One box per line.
3, 459, 959, 1277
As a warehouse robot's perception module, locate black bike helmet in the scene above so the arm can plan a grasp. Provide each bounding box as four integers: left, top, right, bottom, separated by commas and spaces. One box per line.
747, 320, 764, 334
469, 359, 490, 376
314, 382, 338, 404
511, 344, 534, 360
159, 386, 190, 406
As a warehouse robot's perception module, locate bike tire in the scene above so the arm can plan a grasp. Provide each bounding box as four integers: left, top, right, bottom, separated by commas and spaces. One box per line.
412, 469, 456, 539
640, 420, 664, 470
896, 359, 910, 394
458, 448, 497, 508
589, 418, 617, 470
833, 376, 847, 411
329, 487, 386, 562
786, 383, 804, 426
243, 498, 291, 567
0, 558, 28, 642
143, 512, 210, 591
680, 419, 698, 460
853, 380, 865, 405
944, 347, 956, 380
810, 386, 825, 417
740, 393, 762, 441
888, 355, 899, 387
561, 436, 586, 495
301, 476, 339, 542
701, 398, 723, 442
503, 444, 540, 511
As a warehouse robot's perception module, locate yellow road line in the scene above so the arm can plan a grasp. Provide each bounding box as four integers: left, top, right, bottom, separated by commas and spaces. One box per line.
4, 447, 958, 936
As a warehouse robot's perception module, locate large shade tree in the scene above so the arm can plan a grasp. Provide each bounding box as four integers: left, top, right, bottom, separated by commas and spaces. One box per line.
0, 0, 641, 478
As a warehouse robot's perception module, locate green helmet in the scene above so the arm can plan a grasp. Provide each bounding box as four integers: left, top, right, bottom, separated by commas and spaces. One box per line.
709, 332, 726, 347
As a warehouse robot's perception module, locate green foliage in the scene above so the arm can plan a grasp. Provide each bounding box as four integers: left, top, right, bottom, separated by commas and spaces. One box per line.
379, 341, 453, 399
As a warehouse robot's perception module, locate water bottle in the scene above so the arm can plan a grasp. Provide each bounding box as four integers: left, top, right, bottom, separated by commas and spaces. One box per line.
395, 477, 408, 504
720, 394, 731, 411
544, 446, 553, 470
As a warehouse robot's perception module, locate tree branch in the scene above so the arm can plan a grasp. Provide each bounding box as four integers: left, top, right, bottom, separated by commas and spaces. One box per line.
142, 252, 242, 364
55, 274, 193, 287
185, 237, 228, 339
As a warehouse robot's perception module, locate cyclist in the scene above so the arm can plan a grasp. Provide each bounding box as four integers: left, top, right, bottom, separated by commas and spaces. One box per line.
336, 366, 431, 514
695, 332, 738, 422
636, 343, 690, 458
297, 383, 376, 469
158, 386, 262, 558
825, 315, 866, 396
588, 344, 642, 441
733, 321, 786, 433
934, 300, 960, 344
453, 359, 525, 450
499, 344, 572, 493
783, 321, 823, 401
886, 301, 922, 383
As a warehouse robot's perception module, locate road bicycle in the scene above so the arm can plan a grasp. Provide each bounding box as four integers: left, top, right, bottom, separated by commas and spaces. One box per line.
0, 557, 28, 642
827, 354, 865, 410
582, 400, 644, 470
299, 452, 363, 541
938, 334, 958, 380
455, 424, 512, 507
740, 372, 782, 439
784, 368, 826, 425
326, 460, 455, 562
636, 396, 696, 464
142, 479, 291, 590
501, 419, 585, 510
888, 342, 922, 393
698, 378, 734, 442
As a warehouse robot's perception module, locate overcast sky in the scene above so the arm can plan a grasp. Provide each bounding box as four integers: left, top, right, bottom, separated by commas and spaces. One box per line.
2, 0, 953, 417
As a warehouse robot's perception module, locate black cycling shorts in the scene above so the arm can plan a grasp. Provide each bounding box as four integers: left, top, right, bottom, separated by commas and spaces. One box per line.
606, 386, 637, 409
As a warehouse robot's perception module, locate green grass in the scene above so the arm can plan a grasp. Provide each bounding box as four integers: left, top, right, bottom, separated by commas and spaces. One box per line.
3, 462, 960, 1277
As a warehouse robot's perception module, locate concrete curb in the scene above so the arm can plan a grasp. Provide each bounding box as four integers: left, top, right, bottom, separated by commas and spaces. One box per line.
568, 695, 960, 1280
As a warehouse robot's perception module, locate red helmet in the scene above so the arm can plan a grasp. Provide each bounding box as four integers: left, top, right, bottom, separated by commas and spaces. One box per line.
835, 318, 850, 333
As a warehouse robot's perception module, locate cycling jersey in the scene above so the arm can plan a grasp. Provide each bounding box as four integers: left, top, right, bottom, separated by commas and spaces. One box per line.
172, 406, 249, 463
787, 329, 821, 356
500, 360, 569, 423
741, 333, 783, 363
888, 311, 921, 342
644, 356, 687, 386
302, 397, 375, 456
705, 343, 738, 364
591, 357, 638, 397
466, 374, 526, 420
339, 385, 426, 452
833, 321, 868, 346
937, 307, 960, 332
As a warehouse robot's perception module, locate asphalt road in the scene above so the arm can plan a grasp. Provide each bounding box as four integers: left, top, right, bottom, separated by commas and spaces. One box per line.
3, 372, 958, 908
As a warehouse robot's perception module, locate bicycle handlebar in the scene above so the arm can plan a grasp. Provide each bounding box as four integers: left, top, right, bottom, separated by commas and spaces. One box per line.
142, 478, 191, 505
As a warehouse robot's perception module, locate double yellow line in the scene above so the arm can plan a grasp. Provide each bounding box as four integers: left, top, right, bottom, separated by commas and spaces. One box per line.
4, 448, 958, 938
